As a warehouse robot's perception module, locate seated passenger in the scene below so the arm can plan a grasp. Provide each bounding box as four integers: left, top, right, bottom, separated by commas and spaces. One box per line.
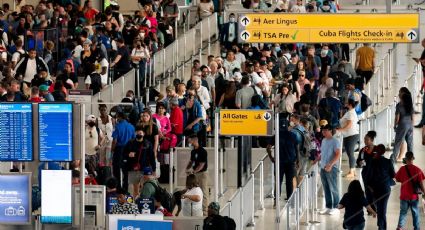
181, 174, 203, 217
110, 188, 139, 214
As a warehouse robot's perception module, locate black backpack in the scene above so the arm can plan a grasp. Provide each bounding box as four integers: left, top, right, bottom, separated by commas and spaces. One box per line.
250, 86, 269, 109
89, 72, 102, 95
223, 216, 236, 230
360, 92, 372, 112
145, 181, 173, 212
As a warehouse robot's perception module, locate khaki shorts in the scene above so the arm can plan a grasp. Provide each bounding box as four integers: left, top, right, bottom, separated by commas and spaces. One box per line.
128, 171, 142, 184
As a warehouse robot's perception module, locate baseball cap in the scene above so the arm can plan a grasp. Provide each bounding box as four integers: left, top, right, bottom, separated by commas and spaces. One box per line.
319, 120, 328, 127
86, 114, 96, 122
39, 84, 49, 91
208, 202, 220, 213
143, 166, 153, 175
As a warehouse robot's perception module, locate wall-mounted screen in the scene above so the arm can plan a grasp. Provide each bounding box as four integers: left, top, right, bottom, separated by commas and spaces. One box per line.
0, 103, 33, 161
0, 173, 31, 224
41, 170, 72, 224
39, 104, 73, 161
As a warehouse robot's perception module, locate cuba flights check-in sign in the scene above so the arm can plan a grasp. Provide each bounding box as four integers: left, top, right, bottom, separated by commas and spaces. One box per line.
220, 110, 274, 136
238, 13, 419, 43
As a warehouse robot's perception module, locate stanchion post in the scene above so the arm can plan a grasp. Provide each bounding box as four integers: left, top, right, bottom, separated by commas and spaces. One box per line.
219, 148, 224, 196
207, 16, 211, 55
169, 148, 174, 193
260, 161, 264, 210
214, 111, 219, 202
274, 112, 280, 230
136, 63, 140, 99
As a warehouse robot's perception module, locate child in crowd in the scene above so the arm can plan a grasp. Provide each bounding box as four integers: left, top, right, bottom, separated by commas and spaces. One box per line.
338, 180, 377, 230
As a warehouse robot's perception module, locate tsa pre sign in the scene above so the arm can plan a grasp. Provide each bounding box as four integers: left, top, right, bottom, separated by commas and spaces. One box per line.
220, 110, 273, 136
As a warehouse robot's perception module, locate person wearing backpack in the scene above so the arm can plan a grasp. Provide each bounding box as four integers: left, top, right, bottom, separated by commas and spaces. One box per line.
140, 166, 159, 198
204, 202, 235, 230
394, 152, 425, 230
85, 63, 103, 95
85, 115, 105, 177
290, 114, 311, 183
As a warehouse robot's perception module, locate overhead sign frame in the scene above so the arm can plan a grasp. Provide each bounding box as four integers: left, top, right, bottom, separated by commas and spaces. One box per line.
219, 109, 274, 136
238, 13, 420, 43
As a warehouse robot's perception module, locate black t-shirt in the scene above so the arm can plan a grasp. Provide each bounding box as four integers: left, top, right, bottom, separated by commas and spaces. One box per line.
190, 146, 208, 172
339, 193, 368, 226
141, 124, 159, 147
116, 46, 131, 71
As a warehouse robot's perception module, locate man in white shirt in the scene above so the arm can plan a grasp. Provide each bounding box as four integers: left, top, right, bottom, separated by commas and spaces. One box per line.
85, 114, 105, 174
232, 44, 246, 72
290, 0, 306, 13
223, 50, 241, 78
246, 61, 264, 96
95, 54, 109, 86
11, 39, 25, 69
193, 76, 211, 110
14, 49, 49, 96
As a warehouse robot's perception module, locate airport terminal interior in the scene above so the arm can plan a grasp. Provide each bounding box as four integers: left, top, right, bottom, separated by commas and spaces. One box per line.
0, 0, 425, 229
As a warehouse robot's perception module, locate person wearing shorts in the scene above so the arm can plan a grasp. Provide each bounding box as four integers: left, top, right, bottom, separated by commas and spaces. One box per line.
123, 127, 155, 198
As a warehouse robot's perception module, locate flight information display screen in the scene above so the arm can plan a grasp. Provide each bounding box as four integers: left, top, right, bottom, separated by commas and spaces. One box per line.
0, 103, 33, 161
39, 104, 73, 161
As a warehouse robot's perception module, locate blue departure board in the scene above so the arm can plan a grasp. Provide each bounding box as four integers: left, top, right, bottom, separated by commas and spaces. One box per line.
0, 103, 33, 161
39, 104, 73, 161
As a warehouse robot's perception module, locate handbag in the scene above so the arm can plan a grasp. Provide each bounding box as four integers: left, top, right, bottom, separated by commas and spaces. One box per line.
405, 165, 423, 194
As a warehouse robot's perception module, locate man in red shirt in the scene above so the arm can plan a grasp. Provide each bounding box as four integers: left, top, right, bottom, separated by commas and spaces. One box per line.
395, 151, 425, 230
169, 97, 183, 146
28, 86, 43, 102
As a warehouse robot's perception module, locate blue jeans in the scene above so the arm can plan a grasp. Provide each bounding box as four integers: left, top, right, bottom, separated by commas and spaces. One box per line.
346, 222, 365, 230
397, 199, 420, 230
320, 167, 339, 209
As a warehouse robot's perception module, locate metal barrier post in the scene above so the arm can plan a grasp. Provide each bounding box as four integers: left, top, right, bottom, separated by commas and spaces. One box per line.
169, 148, 174, 193
260, 161, 264, 210
214, 111, 219, 202
274, 112, 280, 230
219, 148, 224, 196
208, 16, 211, 55
151, 56, 154, 86
248, 173, 256, 227
309, 165, 320, 225
136, 63, 140, 99
300, 173, 310, 226
295, 190, 299, 230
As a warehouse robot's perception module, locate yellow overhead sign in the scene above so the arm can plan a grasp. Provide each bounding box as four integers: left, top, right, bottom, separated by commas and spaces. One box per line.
219, 110, 274, 136
238, 13, 419, 43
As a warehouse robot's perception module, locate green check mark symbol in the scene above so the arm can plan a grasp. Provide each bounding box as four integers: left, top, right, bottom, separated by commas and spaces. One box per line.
291, 30, 299, 40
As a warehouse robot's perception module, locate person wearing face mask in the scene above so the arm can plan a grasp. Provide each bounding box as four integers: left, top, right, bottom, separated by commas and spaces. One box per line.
220, 13, 238, 50
123, 127, 155, 197
85, 115, 105, 178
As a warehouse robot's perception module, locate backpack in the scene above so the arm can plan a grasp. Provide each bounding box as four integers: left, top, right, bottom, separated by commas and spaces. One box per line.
223, 216, 236, 230
360, 92, 372, 112
293, 128, 313, 158
12, 50, 26, 63
145, 181, 173, 212
89, 72, 102, 95
250, 86, 269, 109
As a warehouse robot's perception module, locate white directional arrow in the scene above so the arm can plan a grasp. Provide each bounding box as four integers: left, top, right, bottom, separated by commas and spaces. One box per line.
240, 30, 250, 41
240, 16, 250, 27
406, 29, 417, 41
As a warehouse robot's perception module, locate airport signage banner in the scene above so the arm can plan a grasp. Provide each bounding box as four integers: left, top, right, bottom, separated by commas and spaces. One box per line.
0, 174, 31, 224
238, 13, 419, 43
117, 219, 172, 230
220, 109, 274, 136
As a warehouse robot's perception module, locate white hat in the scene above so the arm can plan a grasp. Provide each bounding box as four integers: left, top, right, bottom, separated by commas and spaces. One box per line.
110, 0, 118, 6
86, 114, 96, 122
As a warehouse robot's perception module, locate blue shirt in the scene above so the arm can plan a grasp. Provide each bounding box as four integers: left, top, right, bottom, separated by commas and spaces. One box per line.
320, 137, 341, 169
112, 120, 135, 147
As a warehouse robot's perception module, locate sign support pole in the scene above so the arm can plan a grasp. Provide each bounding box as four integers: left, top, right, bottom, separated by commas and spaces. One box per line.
80, 104, 86, 230
274, 112, 280, 230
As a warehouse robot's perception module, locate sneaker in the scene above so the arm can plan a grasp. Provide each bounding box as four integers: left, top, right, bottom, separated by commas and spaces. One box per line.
328, 208, 340, 215
318, 208, 329, 215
